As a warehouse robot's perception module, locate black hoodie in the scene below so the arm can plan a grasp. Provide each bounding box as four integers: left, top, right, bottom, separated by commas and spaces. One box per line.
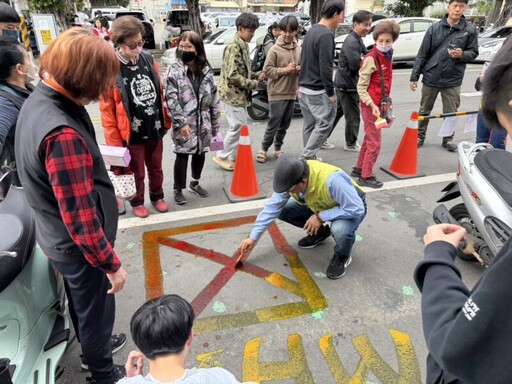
414, 237, 512, 383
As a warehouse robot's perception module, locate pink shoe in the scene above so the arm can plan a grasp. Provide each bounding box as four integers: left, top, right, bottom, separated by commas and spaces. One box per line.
151, 199, 169, 213
132, 205, 149, 218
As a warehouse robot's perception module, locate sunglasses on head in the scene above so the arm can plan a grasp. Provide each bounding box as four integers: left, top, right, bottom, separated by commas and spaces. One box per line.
123, 39, 145, 49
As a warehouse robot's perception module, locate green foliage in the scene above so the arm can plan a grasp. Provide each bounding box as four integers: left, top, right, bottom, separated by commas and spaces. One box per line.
430, 10, 446, 19
476, 0, 492, 14
29, 0, 66, 12
89, 0, 131, 6
384, 0, 436, 17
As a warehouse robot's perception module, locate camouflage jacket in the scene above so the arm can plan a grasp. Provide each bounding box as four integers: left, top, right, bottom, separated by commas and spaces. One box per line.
219, 33, 259, 107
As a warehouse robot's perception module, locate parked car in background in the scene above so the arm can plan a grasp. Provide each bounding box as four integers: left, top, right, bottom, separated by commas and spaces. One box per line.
213, 14, 239, 29
334, 17, 439, 64
474, 25, 512, 62
115, 10, 155, 49
161, 26, 267, 71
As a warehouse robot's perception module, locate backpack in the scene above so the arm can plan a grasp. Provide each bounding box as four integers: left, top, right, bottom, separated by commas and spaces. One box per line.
251, 36, 273, 72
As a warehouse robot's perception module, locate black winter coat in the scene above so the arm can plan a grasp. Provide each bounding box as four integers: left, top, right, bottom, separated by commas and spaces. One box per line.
410, 15, 478, 88
334, 31, 367, 91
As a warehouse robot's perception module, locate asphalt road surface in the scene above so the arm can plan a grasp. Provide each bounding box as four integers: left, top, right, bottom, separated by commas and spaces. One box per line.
56, 61, 494, 383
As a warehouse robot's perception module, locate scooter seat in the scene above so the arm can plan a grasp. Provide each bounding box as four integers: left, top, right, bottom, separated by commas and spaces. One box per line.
474, 148, 512, 207
0, 186, 35, 293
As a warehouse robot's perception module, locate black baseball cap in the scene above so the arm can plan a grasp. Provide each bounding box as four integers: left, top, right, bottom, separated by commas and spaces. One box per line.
273, 156, 305, 193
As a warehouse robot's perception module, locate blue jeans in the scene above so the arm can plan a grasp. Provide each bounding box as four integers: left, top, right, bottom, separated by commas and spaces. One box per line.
476, 110, 507, 150
278, 198, 366, 257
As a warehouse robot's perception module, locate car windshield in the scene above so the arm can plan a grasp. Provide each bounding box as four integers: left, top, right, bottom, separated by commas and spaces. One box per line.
219, 17, 236, 27
480, 27, 512, 39
204, 28, 226, 44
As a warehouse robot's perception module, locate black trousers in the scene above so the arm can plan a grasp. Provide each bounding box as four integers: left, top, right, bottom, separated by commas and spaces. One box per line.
173, 152, 206, 190
53, 260, 116, 383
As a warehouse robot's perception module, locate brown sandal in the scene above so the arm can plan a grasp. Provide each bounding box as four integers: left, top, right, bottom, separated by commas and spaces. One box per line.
273, 150, 284, 159
256, 150, 267, 163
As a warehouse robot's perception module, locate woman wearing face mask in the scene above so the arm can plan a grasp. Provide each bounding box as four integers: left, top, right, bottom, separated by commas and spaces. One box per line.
354, 20, 400, 189
100, 16, 171, 218
0, 38, 36, 173
164, 31, 220, 205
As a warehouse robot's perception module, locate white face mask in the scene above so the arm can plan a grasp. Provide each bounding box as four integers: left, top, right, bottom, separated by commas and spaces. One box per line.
376, 43, 392, 53
22, 65, 39, 82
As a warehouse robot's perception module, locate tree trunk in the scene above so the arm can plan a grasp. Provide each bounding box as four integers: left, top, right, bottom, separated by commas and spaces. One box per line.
310, 0, 325, 23
185, 0, 201, 35
494, 0, 511, 26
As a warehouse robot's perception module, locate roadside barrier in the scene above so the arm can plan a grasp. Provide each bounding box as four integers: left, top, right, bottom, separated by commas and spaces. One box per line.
224, 126, 266, 203
418, 110, 479, 121
381, 111, 426, 180
19, 16, 30, 50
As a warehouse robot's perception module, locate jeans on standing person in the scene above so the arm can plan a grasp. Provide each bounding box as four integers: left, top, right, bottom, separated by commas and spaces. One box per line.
278, 198, 366, 258
174, 152, 206, 189
476, 109, 507, 150
299, 92, 335, 159
356, 105, 382, 179
216, 104, 247, 161
261, 99, 295, 152
329, 89, 361, 147
127, 140, 164, 207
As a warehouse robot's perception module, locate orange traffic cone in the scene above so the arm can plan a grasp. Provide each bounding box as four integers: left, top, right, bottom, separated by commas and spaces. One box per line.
224, 126, 266, 203
381, 112, 426, 179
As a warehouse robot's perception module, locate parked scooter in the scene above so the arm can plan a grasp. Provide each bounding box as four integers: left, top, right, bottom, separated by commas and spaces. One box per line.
247, 80, 302, 121
433, 142, 512, 267
0, 172, 70, 384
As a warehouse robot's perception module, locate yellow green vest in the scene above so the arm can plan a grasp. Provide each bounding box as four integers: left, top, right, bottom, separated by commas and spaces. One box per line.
291, 160, 364, 213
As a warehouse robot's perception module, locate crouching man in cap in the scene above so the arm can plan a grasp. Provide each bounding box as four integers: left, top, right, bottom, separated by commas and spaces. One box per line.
240, 156, 366, 279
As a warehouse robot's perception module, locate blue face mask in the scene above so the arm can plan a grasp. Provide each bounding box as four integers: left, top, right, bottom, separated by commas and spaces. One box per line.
1, 29, 19, 42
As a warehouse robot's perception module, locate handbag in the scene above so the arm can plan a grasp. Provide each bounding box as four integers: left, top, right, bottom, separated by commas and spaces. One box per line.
108, 169, 136, 200
374, 54, 394, 123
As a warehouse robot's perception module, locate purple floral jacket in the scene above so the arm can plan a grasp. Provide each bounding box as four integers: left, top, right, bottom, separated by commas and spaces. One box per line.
164, 62, 221, 154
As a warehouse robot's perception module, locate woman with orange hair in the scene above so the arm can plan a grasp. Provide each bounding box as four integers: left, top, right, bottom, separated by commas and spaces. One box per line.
15, 28, 128, 384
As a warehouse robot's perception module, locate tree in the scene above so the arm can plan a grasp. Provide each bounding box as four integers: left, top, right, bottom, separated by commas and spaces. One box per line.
494, 0, 511, 26
310, 0, 325, 23
28, 0, 78, 30
385, 0, 436, 17
185, 0, 201, 35
89, 0, 130, 6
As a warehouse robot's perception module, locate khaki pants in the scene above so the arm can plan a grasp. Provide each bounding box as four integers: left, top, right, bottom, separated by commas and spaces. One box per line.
418, 84, 461, 143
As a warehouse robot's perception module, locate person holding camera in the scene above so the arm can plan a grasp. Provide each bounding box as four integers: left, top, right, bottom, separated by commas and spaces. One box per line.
409, 0, 478, 151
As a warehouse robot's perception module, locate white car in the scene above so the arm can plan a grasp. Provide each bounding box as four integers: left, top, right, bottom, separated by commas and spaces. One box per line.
474, 26, 512, 63
161, 27, 267, 71
334, 17, 439, 63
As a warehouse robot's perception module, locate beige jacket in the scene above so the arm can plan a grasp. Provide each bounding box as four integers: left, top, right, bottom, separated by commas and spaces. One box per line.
263, 36, 301, 101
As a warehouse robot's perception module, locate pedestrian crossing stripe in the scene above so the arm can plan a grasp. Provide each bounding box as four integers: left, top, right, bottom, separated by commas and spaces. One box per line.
142, 216, 328, 335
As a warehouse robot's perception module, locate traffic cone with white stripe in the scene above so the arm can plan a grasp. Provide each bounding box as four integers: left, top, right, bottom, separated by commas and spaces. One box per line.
224, 125, 266, 203
381, 112, 426, 179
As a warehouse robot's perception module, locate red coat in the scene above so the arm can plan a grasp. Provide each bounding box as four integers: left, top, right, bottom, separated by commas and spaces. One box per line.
365, 47, 392, 107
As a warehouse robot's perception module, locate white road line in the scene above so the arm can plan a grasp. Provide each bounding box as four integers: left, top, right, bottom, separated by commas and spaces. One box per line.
461, 92, 482, 97
117, 172, 455, 229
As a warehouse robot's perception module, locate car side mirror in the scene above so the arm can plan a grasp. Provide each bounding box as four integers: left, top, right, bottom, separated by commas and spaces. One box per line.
216, 38, 225, 45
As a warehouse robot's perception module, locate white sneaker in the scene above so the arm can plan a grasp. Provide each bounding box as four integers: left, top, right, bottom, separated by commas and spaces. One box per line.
343, 143, 361, 152
320, 141, 336, 150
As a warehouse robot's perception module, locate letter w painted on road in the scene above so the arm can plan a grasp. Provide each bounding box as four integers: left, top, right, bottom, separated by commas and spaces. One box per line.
319, 330, 421, 383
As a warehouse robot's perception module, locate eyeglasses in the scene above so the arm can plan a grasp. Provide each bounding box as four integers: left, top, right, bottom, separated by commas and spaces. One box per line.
178, 43, 195, 50
123, 39, 145, 49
